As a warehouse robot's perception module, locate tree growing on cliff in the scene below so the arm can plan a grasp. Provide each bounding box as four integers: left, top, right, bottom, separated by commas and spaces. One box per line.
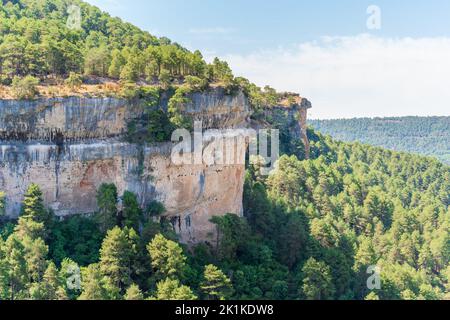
158, 69, 172, 89
96, 184, 118, 233
185, 75, 208, 91
121, 191, 143, 231
108, 49, 126, 79
207, 58, 234, 86
84, 46, 111, 77
0, 192, 5, 216
167, 86, 193, 130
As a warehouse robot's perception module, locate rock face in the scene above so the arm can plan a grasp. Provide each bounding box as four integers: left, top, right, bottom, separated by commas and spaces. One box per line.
292, 98, 312, 159
0, 87, 308, 244
255, 98, 312, 160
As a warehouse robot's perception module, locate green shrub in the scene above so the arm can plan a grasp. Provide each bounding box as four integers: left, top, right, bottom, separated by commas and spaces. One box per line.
125, 87, 176, 143
119, 83, 141, 100
65, 72, 83, 89
158, 70, 172, 89
0, 75, 12, 86
140, 86, 161, 107
126, 109, 174, 143
120, 63, 139, 82
146, 200, 166, 218
185, 75, 208, 91
145, 109, 175, 142
0, 191, 5, 216
11, 76, 39, 99
168, 86, 192, 130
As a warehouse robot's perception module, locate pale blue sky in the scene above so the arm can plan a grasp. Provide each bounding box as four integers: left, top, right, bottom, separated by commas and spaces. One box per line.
86, 0, 450, 119
86, 0, 450, 55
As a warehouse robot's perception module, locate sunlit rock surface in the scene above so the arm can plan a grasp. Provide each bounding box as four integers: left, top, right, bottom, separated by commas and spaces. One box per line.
0, 88, 308, 244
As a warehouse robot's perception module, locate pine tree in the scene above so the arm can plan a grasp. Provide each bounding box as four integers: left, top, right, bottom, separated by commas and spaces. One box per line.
153, 278, 197, 300
1, 235, 29, 300
301, 258, 336, 300
78, 264, 111, 300
200, 265, 233, 300
108, 49, 126, 79
14, 217, 46, 241
20, 184, 48, 224
15, 184, 52, 241
121, 191, 143, 231
65, 72, 83, 89
96, 184, 118, 233
22, 236, 48, 284
99, 227, 138, 293
84, 46, 110, 77
147, 234, 186, 280
29, 262, 67, 300
124, 284, 144, 300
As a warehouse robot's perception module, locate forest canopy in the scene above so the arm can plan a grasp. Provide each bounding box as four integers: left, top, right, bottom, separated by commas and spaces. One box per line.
0, 0, 448, 301
1, 130, 449, 300
0, 0, 296, 112
309, 117, 450, 165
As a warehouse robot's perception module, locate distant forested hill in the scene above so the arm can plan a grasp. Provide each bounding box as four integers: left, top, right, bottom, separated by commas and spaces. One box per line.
309, 117, 450, 164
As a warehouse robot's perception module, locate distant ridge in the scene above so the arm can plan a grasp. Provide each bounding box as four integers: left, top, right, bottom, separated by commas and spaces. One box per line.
309, 116, 450, 165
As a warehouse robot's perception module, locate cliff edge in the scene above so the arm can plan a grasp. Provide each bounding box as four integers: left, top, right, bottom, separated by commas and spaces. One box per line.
0, 87, 310, 244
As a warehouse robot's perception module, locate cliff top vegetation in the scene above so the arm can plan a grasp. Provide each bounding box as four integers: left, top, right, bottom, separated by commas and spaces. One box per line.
0, 0, 301, 109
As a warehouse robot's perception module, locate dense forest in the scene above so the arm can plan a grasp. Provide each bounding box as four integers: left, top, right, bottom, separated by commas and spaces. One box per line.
0, 130, 449, 300
0, 0, 449, 301
0, 0, 288, 115
0, 0, 202, 82
309, 117, 450, 165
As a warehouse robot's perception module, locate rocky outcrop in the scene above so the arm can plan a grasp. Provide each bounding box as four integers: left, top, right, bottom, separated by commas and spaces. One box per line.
0, 87, 308, 244
0, 141, 245, 244
0, 87, 250, 142
295, 98, 312, 159
255, 97, 312, 159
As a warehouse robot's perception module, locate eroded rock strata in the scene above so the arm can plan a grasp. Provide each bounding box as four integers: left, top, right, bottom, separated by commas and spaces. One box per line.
0, 88, 310, 244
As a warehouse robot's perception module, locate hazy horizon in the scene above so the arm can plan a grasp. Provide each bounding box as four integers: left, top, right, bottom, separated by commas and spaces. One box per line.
308, 115, 450, 121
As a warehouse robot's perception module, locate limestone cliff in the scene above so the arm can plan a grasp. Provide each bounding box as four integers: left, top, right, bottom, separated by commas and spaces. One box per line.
0, 87, 309, 244
252, 97, 312, 160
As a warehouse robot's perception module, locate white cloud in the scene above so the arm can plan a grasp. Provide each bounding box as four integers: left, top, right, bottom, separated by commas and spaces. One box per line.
189, 27, 236, 35
223, 34, 450, 119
